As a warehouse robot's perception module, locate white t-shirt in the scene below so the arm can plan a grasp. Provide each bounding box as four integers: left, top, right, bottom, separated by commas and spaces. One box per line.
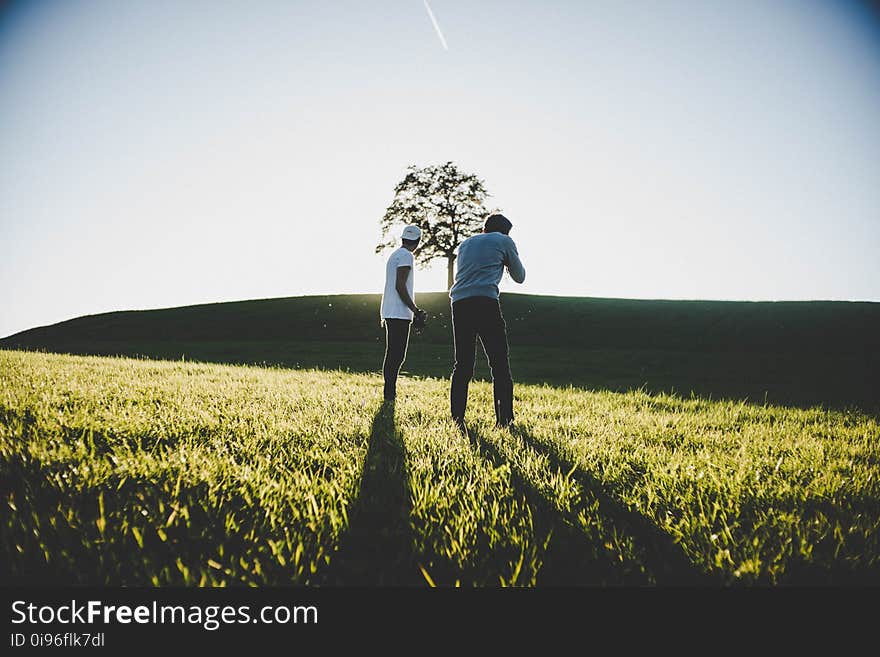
380, 247, 415, 320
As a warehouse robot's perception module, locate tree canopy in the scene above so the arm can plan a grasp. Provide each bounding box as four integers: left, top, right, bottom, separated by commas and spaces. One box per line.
377, 162, 495, 289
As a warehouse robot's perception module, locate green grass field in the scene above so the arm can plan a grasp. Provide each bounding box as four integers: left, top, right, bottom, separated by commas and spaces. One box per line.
3, 349, 878, 586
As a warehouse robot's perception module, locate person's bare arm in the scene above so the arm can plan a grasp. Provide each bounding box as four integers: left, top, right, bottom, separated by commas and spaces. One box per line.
395, 266, 419, 313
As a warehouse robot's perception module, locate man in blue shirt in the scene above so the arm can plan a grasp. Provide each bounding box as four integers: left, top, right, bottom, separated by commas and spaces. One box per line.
449, 213, 526, 429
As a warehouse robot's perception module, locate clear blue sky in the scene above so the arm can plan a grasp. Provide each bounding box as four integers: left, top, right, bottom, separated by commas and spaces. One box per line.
2, 0, 879, 338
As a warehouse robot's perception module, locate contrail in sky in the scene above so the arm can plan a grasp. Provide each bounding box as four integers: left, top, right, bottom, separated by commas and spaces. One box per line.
423, 0, 448, 50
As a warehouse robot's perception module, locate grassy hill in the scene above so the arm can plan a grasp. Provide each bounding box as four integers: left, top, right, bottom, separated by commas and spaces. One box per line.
3, 293, 878, 411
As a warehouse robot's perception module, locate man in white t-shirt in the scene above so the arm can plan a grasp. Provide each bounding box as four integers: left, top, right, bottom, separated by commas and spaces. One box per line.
380, 225, 428, 402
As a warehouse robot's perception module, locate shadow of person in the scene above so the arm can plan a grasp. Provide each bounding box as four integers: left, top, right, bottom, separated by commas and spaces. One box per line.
509, 425, 711, 585
461, 422, 712, 585
464, 423, 648, 585
323, 401, 421, 585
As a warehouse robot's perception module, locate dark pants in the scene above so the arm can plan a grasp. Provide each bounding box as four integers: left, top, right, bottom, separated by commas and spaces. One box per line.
450, 296, 514, 427
383, 318, 411, 401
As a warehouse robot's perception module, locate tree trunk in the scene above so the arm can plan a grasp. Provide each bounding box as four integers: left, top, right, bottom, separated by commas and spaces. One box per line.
447, 255, 456, 291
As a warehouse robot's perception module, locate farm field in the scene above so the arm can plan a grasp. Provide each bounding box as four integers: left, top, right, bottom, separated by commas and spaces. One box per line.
2, 349, 878, 586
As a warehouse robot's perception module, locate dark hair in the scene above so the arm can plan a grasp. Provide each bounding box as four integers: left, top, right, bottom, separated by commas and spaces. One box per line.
483, 213, 513, 235
402, 237, 420, 248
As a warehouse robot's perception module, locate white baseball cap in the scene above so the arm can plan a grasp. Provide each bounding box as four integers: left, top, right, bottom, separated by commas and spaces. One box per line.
402, 225, 422, 241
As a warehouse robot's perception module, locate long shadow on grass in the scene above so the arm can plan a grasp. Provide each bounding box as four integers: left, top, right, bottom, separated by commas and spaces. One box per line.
467, 424, 651, 585
510, 426, 714, 586
322, 402, 421, 585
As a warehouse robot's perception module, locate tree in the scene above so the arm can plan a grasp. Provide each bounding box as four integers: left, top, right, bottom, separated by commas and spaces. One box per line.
377, 161, 495, 290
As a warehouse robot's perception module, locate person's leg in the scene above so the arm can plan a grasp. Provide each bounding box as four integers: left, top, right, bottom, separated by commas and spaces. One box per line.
450, 300, 478, 427
383, 319, 411, 401
476, 299, 514, 427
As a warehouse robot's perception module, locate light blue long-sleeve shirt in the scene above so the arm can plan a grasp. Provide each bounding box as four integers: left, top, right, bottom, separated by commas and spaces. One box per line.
449, 232, 526, 303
